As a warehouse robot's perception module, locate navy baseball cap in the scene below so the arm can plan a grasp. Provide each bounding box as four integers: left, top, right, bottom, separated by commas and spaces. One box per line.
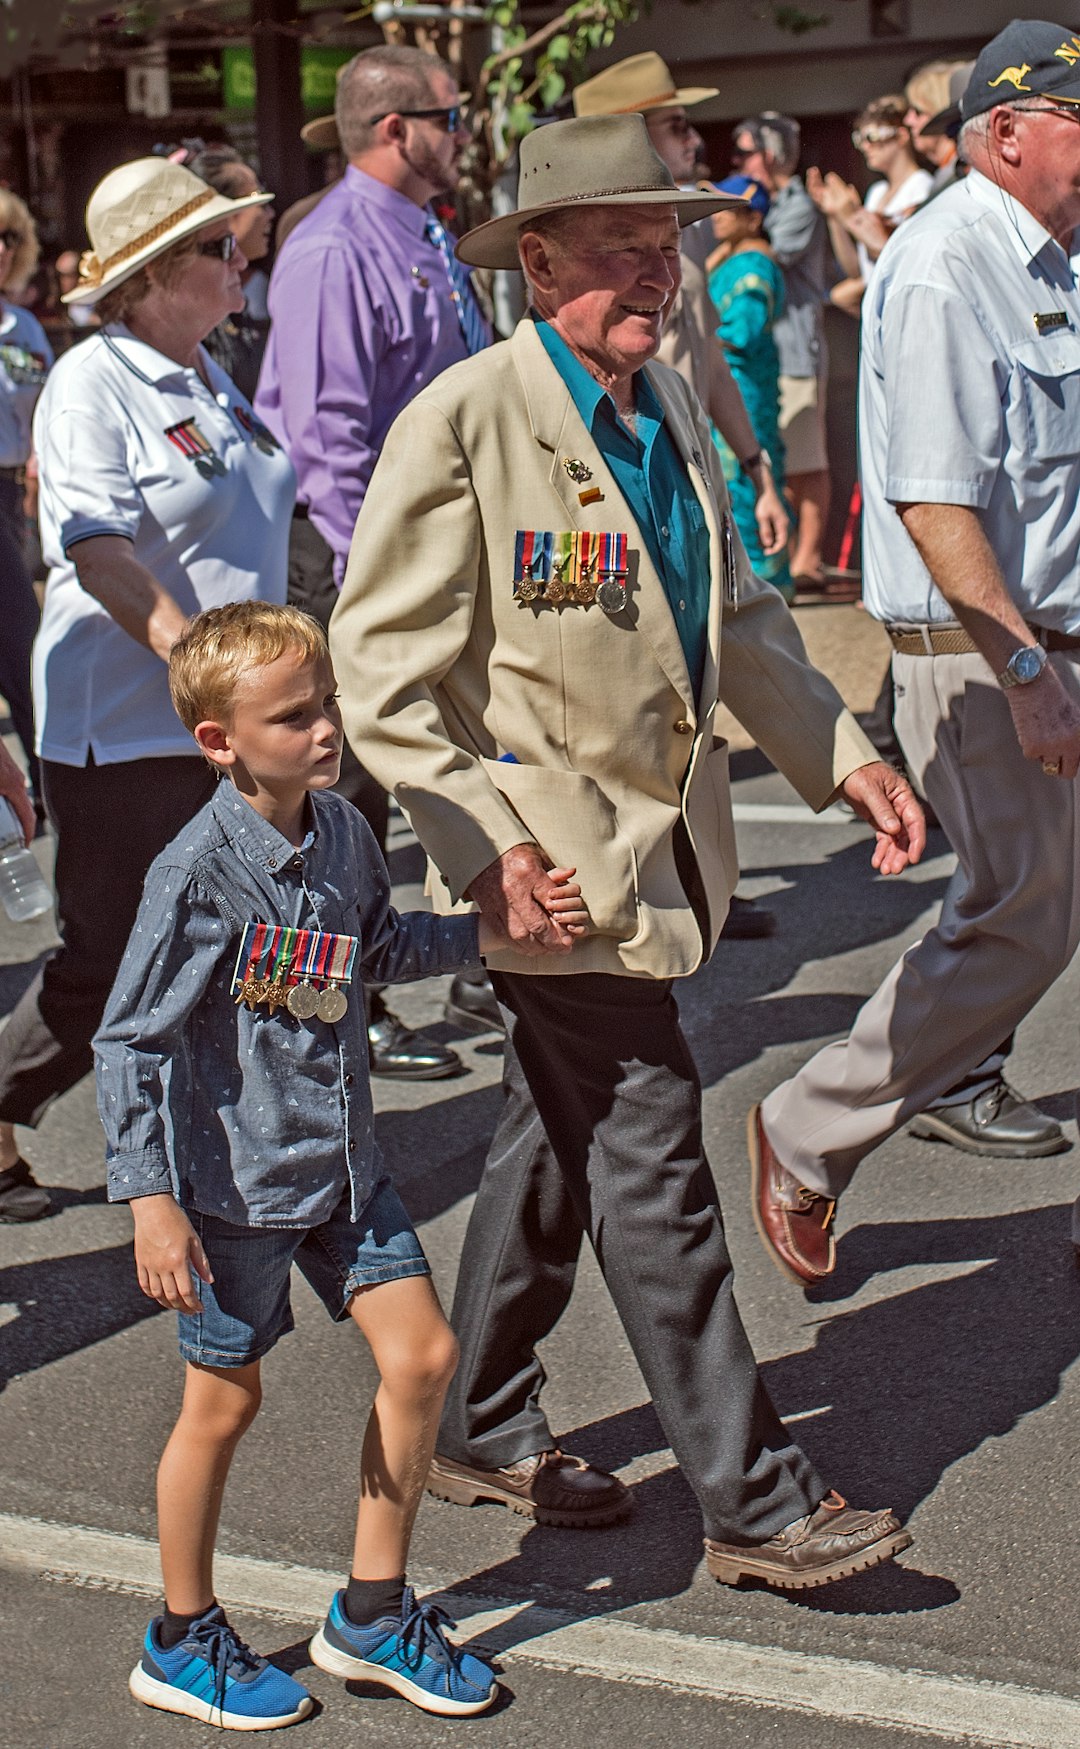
712, 174, 771, 217
961, 18, 1080, 122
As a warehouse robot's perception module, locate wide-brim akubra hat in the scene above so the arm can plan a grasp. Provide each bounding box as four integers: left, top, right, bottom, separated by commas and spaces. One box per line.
301, 114, 340, 151
921, 61, 974, 137
64, 157, 273, 307
456, 114, 742, 272
573, 51, 718, 116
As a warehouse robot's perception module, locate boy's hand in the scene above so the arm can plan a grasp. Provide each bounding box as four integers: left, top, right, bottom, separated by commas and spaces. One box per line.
131, 1193, 214, 1314
476, 864, 590, 956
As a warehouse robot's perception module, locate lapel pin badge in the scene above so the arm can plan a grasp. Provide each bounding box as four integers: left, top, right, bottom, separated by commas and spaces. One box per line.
578, 486, 603, 505
563, 457, 592, 484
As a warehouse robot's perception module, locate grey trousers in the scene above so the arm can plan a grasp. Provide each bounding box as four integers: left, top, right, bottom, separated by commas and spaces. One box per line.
438, 969, 824, 1542
762, 648, 1080, 1199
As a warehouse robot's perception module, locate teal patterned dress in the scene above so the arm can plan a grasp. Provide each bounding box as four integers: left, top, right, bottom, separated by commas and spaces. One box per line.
707, 246, 791, 599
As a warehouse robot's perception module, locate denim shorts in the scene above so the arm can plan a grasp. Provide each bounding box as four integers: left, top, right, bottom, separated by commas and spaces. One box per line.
177, 1176, 430, 1368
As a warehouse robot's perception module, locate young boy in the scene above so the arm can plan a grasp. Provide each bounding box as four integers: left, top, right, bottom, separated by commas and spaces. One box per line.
94, 601, 587, 1731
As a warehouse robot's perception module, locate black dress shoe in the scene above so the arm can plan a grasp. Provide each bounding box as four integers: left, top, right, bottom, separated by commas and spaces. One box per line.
0, 1157, 52, 1223
368, 1014, 464, 1081
908, 1080, 1067, 1159
720, 895, 776, 941
444, 969, 504, 1035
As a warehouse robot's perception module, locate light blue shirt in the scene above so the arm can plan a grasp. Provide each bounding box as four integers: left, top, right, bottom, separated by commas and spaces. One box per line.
860, 169, 1080, 630
535, 317, 711, 699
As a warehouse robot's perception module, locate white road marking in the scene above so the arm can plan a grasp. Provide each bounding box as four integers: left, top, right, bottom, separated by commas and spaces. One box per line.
4, 1513, 1080, 1746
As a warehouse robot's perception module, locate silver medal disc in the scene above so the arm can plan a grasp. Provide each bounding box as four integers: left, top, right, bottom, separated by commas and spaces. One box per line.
316, 985, 349, 1024
596, 577, 627, 612
286, 982, 321, 1020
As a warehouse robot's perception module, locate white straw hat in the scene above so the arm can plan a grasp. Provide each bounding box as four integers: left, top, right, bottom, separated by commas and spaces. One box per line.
64, 157, 273, 307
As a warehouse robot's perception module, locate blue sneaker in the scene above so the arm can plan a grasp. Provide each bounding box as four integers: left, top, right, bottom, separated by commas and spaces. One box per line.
309, 1587, 496, 1716
129, 1605, 314, 1731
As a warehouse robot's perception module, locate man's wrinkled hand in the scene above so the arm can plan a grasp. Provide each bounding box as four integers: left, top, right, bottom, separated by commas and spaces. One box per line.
131, 1192, 214, 1314
840, 761, 926, 875
1005, 667, 1080, 779
467, 843, 581, 957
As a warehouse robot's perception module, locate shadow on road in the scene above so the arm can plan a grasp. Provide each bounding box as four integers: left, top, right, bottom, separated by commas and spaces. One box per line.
0, 1241, 161, 1392
422, 1201, 1076, 1635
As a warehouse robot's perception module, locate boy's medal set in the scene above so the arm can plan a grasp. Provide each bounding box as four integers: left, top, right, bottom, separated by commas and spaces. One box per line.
231, 922, 357, 1023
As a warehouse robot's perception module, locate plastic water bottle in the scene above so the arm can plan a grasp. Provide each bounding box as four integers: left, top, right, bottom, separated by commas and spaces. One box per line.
0, 798, 51, 922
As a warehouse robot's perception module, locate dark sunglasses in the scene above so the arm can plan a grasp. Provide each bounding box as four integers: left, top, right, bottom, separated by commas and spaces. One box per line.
197, 232, 239, 261
0, 229, 23, 250
368, 105, 463, 134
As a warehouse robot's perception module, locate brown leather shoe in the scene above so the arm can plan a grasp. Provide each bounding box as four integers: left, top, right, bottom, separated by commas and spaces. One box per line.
705, 1491, 912, 1590
427, 1449, 631, 1527
748, 1104, 836, 1286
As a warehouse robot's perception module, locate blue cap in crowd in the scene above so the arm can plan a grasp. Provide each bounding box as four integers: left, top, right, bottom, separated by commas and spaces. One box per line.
711, 174, 771, 218
961, 18, 1080, 122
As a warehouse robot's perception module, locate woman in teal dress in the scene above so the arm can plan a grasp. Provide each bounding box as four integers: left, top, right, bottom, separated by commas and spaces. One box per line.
706, 176, 792, 600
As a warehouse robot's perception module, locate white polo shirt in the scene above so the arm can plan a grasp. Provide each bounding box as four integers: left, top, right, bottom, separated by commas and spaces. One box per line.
33, 324, 296, 766
0, 301, 52, 468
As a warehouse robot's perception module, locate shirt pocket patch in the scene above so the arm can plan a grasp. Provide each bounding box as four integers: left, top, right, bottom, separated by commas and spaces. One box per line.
1013, 333, 1080, 461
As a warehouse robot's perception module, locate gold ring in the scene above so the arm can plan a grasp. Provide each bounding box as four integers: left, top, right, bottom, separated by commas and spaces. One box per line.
1043, 758, 1063, 776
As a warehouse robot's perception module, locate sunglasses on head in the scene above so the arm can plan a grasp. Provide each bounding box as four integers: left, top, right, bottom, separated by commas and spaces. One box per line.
0, 229, 23, 250
197, 232, 239, 261
369, 105, 463, 134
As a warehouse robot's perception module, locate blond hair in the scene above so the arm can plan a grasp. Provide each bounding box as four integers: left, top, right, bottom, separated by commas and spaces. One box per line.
169, 601, 328, 733
0, 191, 40, 296
905, 59, 962, 119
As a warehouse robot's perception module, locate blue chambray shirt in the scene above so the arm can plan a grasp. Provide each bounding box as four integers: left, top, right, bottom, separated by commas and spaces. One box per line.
95, 783, 480, 1228
535, 316, 711, 700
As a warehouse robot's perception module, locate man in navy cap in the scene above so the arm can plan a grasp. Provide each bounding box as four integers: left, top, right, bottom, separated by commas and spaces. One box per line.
754, 18, 1080, 1286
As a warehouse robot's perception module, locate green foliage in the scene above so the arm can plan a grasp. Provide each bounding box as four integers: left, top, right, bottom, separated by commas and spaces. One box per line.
770, 5, 830, 32
480, 0, 641, 164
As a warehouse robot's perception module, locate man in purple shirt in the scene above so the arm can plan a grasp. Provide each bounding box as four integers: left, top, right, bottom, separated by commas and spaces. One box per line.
257, 44, 497, 1072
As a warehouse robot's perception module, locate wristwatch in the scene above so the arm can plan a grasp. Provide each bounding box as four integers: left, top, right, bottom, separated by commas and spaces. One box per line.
997, 644, 1048, 688
740, 448, 772, 477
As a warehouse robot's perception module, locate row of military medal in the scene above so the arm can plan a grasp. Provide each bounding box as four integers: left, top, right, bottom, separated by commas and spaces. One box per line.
230, 921, 357, 1025
514, 529, 629, 612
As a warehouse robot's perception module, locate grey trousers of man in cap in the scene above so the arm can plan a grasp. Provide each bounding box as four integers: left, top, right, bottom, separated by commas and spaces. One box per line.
761, 649, 1080, 1199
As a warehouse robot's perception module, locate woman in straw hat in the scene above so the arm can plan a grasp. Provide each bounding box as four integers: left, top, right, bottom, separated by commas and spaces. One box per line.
0, 189, 52, 833
0, 157, 295, 1226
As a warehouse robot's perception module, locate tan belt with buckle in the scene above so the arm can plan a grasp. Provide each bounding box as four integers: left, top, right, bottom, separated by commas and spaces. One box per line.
887, 624, 1080, 657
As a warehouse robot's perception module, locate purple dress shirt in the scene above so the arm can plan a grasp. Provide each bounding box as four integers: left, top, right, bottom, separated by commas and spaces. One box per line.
256, 166, 477, 580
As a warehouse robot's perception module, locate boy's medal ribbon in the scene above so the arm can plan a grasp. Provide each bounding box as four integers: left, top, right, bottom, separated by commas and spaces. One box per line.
316, 930, 358, 1023
232, 920, 271, 1010
286, 926, 332, 1019
264, 925, 298, 1014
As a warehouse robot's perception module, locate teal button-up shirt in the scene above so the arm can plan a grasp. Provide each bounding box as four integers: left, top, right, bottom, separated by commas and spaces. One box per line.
536, 317, 711, 700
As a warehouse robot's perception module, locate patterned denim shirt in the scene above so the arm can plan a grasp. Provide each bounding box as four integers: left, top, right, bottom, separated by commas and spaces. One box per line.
95, 783, 480, 1228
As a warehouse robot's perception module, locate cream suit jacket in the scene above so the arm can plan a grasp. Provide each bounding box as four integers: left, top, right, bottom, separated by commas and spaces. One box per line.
330, 317, 875, 979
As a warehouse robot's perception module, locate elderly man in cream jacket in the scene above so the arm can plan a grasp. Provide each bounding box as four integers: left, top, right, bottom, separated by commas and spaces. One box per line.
330, 115, 922, 1594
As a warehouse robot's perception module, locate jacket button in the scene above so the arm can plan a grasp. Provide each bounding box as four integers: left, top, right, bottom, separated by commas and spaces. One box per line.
673, 719, 693, 735
344, 1073, 354, 1088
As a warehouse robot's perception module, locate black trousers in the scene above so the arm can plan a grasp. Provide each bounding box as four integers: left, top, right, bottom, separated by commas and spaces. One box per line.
286, 512, 388, 850
0, 475, 41, 801
438, 970, 824, 1542
0, 756, 215, 1127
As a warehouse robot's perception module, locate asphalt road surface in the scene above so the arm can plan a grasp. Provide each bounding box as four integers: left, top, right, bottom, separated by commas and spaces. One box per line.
3, 728, 1080, 1749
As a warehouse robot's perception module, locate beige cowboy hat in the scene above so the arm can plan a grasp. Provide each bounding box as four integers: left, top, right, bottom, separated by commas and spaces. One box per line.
573, 51, 718, 117
302, 114, 340, 151
456, 114, 741, 272
64, 157, 273, 307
